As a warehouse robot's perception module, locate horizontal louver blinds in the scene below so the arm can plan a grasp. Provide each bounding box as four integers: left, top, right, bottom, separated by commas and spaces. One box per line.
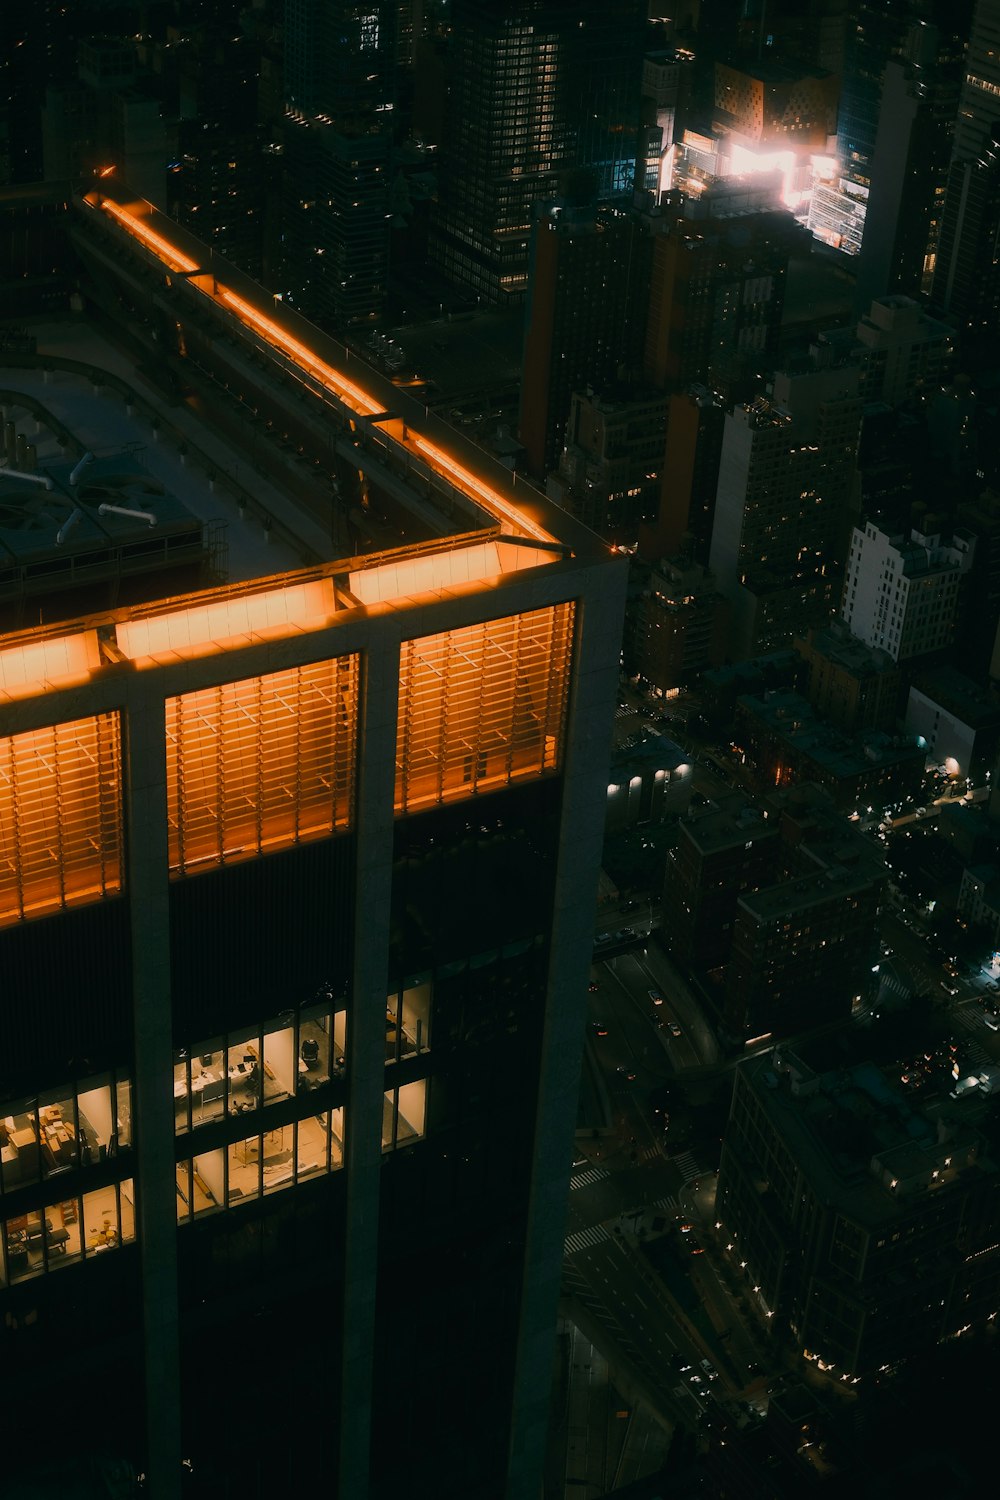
0, 715, 122, 926
395, 602, 574, 814
166, 656, 358, 875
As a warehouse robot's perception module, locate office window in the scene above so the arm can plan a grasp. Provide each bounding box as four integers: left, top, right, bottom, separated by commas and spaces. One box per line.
395, 602, 574, 814
385, 980, 431, 1062
0, 713, 122, 927
2, 1179, 134, 1283
178, 1110, 343, 1221
2, 1074, 130, 1193
166, 655, 358, 875
382, 1080, 426, 1150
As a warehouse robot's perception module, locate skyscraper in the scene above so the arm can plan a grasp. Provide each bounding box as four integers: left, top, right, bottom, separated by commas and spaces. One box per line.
281, 1, 397, 325
709, 358, 863, 660
808, 0, 912, 256
0, 185, 626, 1500
519, 202, 644, 479
429, 0, 647, 303
934, 124, 1000, 347
853, 7, 972, 309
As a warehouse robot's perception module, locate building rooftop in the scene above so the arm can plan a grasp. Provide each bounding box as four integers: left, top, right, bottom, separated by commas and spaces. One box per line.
0, 184, 619, 700
680, 787, 777, 854
798, 622, 897, 677
742, 1050, 993, 1226
738, 690, 923, 777
737, 857, 879, 922
910, 668, 1000, 729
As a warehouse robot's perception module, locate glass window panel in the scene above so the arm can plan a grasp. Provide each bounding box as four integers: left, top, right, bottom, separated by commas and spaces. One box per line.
330, 1106, 344, 1171
385, 993, 400, 1063
394, 603, 574, 814
77, 1077, 113, 1164
227, 1135, 260, 1204
119, 1179, 135, 1243
396, 1080, 426, 1145
114, 1071, 132, 1152
381, 1092, 395, 1152
263, 1017, 296, 1104
298, 1004, 331, 1091
1, 1104, 39, 1191
82, 1185, 120, 1255
262, 1124, 294, 1193
176, 1161, 191, 1224
38, 1090, 77, 1177
296, 1112, 328, 1181
228, 1032, 262, 1116
173, 1052, 191, 1134
400, 982, 431, 1058
166, 657, 358, 876
7, 1210, 44, 1280
46, 1198, 82, 1267
332, 1006, 347, 1078
192, 1151, 224, 1216
187, 1046, 225, 1127
0, 713, 122, 927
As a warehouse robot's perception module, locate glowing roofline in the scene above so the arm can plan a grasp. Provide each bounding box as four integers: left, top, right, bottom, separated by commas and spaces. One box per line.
88, 194, 556, 545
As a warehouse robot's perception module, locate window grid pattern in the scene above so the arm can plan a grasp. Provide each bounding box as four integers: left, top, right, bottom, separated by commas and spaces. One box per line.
394, 602, 574, 815
166, 656, 357, 876
0, 715, 122, 927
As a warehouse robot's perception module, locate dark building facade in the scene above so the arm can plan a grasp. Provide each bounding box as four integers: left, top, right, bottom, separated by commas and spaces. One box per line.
429, 0, 647, 303
0, 187, 626, 1500
281, 0, 397, 325
717, 1049, 1000, 1376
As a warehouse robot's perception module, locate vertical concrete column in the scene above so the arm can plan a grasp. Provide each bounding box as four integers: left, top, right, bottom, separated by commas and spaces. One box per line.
124, 678, 182, 1500
506, 564, 629, 1499
339, 631, 401, 1498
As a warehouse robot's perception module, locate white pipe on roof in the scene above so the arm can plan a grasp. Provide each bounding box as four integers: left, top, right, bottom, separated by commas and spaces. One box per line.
98, 502, 156, 526
69, 451, 94, 486
0, 466, 54, 491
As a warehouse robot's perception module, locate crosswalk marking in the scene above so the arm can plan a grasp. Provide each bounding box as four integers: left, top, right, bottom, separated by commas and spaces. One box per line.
571, 1165, 610, 1189
564, 1223, 610, 1255
674, 1150, 702, 1184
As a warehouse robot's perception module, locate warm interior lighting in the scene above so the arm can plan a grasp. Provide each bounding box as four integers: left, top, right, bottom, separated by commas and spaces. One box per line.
115, 579, 336, 665
166, 656, 357, 875
394, 603, 574, 815
0, 631, 100, 701
0, 715, 122, 926
98, 198, 199, 274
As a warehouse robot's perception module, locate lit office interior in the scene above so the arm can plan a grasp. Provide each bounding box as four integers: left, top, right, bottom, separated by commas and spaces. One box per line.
3, 1179, 135, 1284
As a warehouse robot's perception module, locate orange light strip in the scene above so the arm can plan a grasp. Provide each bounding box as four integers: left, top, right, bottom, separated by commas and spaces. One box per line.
95, 198, 558, 544
99, 198, 199, 275
216, 289, 384, 418
409, 434, 551, 542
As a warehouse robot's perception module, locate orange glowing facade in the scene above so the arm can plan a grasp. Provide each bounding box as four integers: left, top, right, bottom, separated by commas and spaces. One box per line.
394, 603, 574, 814
0, 713, 121, 925
0, 185, 627, 1500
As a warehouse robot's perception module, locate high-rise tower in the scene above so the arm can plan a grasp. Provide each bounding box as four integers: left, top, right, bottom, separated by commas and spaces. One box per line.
429, 0, 647, 303
281, 1, 397, 326
0, 184, 627, 1500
